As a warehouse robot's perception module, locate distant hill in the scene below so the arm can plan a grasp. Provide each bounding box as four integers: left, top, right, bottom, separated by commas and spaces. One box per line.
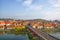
0, 18, 14, 21
0, 18, 60, 23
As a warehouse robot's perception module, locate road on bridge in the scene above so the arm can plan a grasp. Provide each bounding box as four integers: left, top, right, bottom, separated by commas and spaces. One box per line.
27, 25, 59, 40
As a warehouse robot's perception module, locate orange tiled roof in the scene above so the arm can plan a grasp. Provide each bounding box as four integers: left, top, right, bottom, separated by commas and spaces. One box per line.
45, 23, 52, 27
32, 23, 43, 27
0, 21, 5, 25
5, 21, 12, 24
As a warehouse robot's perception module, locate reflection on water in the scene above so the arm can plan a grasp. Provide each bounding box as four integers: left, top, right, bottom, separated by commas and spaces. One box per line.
0, 30, 29, 40
50, 32, 60, 39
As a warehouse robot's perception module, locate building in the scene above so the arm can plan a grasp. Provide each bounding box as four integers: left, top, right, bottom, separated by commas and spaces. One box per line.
44, 23, 54, 29
32, 22, 43, 29
0, 21, 5, 26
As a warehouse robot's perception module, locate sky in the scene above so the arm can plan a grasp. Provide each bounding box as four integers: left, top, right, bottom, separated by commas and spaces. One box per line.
0, 0, 60, 20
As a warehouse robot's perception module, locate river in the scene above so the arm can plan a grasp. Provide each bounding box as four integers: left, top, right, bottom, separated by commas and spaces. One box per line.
50, 32, 60, 39
0, 31, 29, 40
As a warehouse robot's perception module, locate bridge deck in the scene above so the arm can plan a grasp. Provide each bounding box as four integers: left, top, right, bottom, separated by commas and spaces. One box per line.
27, 25, 59, 40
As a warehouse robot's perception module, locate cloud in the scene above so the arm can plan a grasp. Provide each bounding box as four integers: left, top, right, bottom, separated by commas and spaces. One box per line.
48, 0, 60, 7
40, 8, 60, 20
46, 13, 60, 20
22, 0, 43, 11
30, 5, 42, 10
23, 0, 60, 20
28, 5, 43, 10
16, 0, 60, 20
39, 0, 60, 20
22, 0, 33, 7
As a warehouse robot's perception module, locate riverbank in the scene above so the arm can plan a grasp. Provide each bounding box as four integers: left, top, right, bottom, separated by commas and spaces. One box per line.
41, 28, 60, 34
41, 28, 60, 39
0, 26, 38, 40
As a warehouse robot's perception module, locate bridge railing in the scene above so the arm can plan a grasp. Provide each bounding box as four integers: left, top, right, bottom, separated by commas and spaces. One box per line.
26, 25, 59, 40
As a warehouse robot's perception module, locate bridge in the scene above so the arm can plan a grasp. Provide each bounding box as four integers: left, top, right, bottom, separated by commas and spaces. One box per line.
26, 25, 59, 40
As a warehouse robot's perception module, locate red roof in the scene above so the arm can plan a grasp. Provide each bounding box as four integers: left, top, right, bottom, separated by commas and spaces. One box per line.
5, 21, 12, 24
0, 21, 5, 25
45, 23, 52, 27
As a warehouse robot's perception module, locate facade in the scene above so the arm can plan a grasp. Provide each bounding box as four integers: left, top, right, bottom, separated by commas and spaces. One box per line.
0, 21, 5, 29
44, 23, 54, 29
32, 22, 43, 29
0, 21, 5, 26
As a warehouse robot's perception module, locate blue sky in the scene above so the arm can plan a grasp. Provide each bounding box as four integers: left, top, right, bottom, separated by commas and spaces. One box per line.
0, 0, 60, 20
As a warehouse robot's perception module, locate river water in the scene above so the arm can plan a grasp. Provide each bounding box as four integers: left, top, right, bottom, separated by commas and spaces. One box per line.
50, 32, 60, 39
0, 31, 29, 40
